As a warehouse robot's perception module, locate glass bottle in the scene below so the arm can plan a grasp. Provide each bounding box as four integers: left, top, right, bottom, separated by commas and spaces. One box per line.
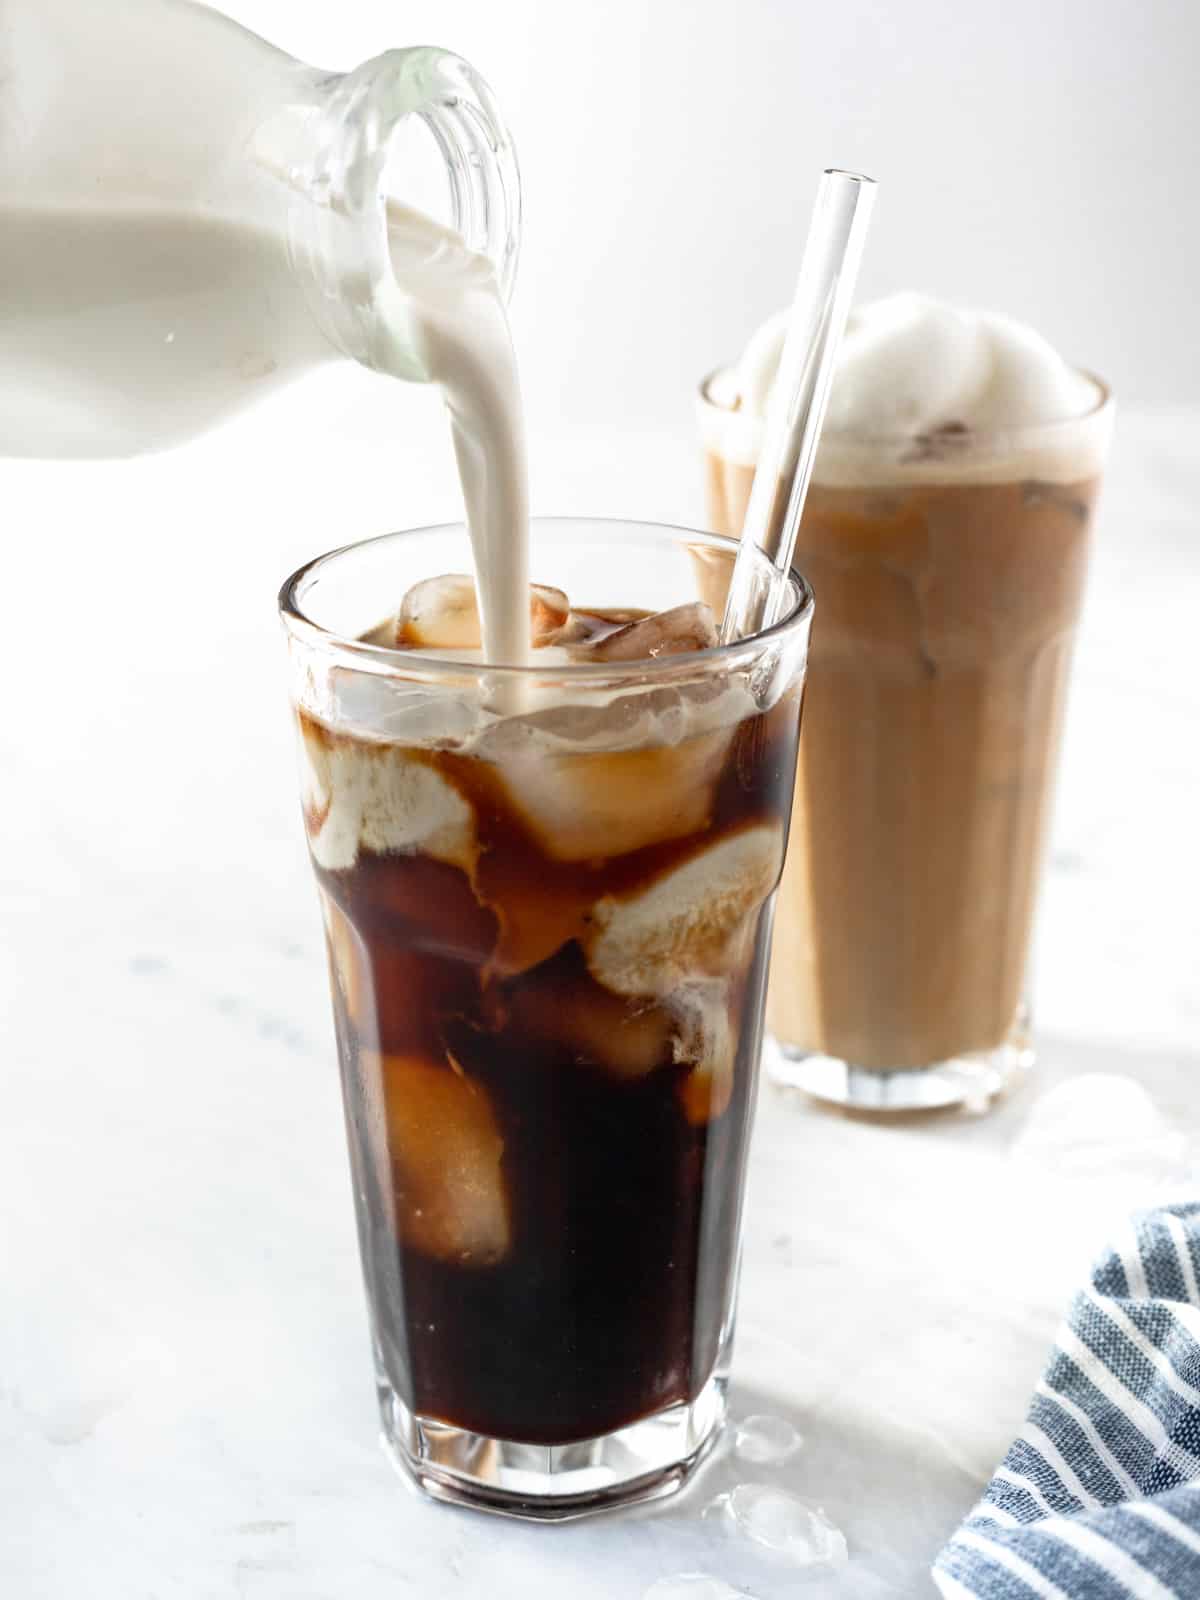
0, 0, 520, 455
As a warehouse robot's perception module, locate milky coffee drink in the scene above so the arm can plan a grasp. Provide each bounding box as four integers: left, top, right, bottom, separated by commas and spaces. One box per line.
700, 294, 1112, 1106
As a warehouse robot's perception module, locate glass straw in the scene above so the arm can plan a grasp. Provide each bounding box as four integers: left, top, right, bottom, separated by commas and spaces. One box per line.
720, 169, 876, 642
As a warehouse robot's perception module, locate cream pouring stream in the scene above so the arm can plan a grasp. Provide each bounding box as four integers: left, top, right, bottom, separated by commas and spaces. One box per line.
385, 204, 532, 672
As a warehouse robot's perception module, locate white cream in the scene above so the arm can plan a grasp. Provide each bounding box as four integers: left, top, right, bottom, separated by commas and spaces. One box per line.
303, 672, 763, 872
584, 823, 784, 997
701, 292, 1110, 486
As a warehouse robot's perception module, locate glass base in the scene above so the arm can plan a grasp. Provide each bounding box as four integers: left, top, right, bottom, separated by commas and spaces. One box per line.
378, 1375, 727, 1521
766, 1016, 1033, 1113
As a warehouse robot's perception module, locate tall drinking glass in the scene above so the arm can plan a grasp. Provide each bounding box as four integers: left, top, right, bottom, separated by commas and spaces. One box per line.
700, 378, 1114, 1112
279, 520, 813, 1517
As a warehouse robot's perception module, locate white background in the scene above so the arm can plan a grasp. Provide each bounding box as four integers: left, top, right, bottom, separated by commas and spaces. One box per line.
223, 0, 1200, 430
196, 0, 1200, 580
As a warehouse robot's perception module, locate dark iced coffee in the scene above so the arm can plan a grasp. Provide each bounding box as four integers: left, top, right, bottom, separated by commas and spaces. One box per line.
281, 520, 812, 1513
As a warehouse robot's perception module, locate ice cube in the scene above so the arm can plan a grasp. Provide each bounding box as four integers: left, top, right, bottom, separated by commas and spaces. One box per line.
503, 963, 675, 1079
531, 585, 574, 642
734, 1413, 803, 1465
396, 574, 570, 650
396, 575, 477, 650
479, 682, 753, 763
378, 1052, 510, 1265
487, 722, 736, 863
643, 1577, 750, 1600
726, 1485, 848, 1567
329, 669, 481, 744
323, 895, 372, 1029
299, 715, 476, 873
585, 823, 783, 996
575, 602, 718, 662
1014, 1074, 1190, 1183
672, 981, 738, 1125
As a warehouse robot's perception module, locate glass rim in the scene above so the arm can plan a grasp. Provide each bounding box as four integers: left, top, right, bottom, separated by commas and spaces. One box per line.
278, 516, 814, 683
698, 366, 1114, 449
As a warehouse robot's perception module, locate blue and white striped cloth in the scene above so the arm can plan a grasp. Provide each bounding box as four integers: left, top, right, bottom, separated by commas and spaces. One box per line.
935, 1202, 1200, 1599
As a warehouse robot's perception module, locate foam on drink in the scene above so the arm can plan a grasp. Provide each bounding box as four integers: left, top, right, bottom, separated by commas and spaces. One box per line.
700, 291, 1109, 486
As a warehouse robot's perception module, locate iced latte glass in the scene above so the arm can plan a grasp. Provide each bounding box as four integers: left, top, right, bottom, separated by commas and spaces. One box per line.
279, 520, 812, 1517
701, 369, 1114, 1111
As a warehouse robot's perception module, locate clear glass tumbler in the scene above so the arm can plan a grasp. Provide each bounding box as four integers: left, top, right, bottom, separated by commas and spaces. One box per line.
279, 519, 813, 1518
700, 375, 1114, 1112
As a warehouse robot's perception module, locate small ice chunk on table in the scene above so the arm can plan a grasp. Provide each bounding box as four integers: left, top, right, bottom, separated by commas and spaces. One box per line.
734, 1413, 804, 1465
724, 1485, 848, 1567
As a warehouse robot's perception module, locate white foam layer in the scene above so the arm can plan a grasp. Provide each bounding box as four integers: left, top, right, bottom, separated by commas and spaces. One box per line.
300, 722, 476, 874
700, 292, 1111, 486
394, 644, 575, 668
584, 823, 783, 997
298, 674, 765, 872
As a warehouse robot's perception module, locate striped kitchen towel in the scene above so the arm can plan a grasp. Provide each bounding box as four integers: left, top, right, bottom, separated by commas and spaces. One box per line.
934, 1201, 1200, 1599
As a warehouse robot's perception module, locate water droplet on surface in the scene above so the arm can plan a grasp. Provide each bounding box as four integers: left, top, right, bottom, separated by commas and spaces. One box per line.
702, 1491, 731, 1521
734, 1413, 802, 1465
727, 1484, 848, 1566
643, 1575, 751, 1600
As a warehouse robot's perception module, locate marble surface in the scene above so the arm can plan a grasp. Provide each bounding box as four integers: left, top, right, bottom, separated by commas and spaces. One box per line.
3, 390, 1198, 1598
